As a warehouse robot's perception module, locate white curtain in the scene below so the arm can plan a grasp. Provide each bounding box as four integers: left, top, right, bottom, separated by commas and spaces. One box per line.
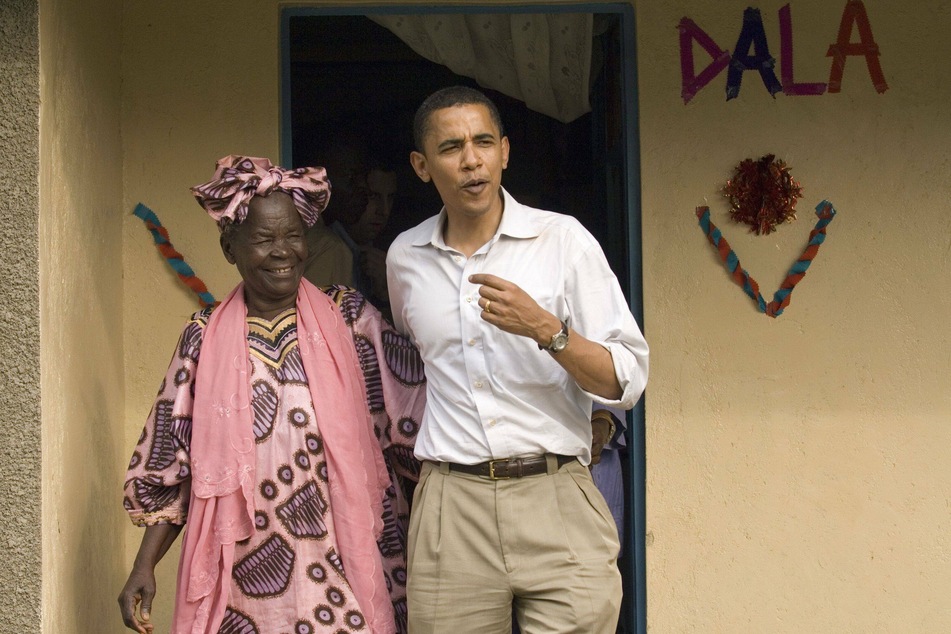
369, 13, 594, 123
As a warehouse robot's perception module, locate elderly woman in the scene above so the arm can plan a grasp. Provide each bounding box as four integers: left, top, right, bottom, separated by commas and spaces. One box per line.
118, 156, 426, 634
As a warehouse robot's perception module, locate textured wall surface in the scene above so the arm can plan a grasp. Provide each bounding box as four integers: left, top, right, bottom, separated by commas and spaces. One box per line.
39, 0, 125, 631
638, 1, 951, 631
0, 1, 41, 631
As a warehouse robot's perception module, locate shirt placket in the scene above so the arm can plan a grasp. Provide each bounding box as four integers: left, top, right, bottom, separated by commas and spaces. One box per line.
456, 250, 509, 459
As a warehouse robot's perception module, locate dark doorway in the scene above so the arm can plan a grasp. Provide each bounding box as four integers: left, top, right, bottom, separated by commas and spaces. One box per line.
282, 7, 644, 633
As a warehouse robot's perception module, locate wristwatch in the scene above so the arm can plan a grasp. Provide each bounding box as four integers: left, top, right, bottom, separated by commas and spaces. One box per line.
539, 320, 570, 354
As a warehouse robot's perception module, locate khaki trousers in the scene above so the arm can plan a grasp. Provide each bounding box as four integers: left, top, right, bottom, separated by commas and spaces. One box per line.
407, 458, 622, 634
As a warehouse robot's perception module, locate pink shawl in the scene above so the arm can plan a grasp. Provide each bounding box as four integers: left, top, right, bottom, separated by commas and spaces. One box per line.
172, 280, 394, 633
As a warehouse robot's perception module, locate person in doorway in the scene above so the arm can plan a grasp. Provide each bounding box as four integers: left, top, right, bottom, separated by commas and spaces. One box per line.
118, 155, 426, 634
329, 160, 398, 312
303, 136, 399, 314
590, 406, 627, 542
386, 86, 649, 633
302, 215, 353, 288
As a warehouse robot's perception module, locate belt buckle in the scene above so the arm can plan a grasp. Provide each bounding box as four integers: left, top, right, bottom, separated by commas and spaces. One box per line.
487, 459, 510, 480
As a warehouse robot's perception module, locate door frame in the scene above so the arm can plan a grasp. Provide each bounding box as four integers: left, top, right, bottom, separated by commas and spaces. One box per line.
280, 5, 646, 632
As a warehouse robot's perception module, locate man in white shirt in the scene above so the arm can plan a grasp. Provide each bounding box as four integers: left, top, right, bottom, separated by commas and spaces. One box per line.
386, 86, 649, 634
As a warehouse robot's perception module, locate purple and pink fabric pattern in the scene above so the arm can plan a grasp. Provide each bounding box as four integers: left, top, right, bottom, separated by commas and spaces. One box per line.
191, 155, 331, 229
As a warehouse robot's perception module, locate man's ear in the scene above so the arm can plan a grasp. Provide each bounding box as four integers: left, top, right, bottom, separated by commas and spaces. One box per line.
410, 151, 431, 183
220, 231, 237, 264
501, 136, 510, 171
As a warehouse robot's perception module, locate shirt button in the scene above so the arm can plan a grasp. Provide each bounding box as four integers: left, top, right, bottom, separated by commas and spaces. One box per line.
488, 418, 497, 427
465, 296, 472, 303
453, 255, 462, 263
468, 338, 476, 346
474, 381, 483, 389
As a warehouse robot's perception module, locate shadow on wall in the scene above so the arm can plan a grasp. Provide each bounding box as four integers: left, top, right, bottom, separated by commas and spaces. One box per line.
80, 382, 128, 631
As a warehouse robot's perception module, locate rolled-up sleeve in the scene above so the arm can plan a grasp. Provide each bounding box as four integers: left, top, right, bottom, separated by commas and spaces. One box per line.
598, 337, 649, 409
567, 235, 649, 410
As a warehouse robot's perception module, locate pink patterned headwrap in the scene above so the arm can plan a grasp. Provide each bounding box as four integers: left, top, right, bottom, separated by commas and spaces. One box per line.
191, 155, 331, 229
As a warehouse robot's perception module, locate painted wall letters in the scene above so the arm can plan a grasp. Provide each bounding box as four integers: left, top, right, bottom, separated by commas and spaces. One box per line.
679, 1, 888, 104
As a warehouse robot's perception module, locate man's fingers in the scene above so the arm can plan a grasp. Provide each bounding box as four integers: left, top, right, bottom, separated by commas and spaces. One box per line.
468, 273, 508, 290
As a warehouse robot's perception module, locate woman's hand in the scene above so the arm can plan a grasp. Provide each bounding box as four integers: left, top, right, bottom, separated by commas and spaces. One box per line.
118, 563, 156, 633
117, 523, 183, 632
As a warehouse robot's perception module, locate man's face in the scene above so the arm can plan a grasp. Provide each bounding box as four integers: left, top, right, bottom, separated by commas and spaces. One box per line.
350, 168, 397, 245
410, 103, 509, 223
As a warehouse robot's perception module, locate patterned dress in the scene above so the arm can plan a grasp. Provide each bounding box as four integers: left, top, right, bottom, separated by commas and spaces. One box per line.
123, 288, 426, 634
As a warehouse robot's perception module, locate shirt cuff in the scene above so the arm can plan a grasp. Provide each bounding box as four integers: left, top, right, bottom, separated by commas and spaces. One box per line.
582, 341, 648, 410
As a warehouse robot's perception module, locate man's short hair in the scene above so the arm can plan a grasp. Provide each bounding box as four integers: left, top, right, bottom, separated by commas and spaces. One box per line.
413, 86, 505, 152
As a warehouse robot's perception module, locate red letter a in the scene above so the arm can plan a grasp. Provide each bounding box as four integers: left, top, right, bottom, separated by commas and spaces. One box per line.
826, 0, 888, 93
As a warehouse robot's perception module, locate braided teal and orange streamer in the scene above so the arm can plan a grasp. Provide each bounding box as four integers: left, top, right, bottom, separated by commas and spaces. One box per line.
696, 200, 836, 317
133, 203, 218, 308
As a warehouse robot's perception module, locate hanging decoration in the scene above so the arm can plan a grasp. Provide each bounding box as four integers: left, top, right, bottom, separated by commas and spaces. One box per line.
723, 154, 803, 235
696, 200, 837, 317
133, 203, 219, 309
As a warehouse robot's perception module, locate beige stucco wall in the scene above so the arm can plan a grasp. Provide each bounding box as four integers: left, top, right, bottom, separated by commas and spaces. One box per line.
1, 1, 41, 631
39, 0, 125, 631
640, 1, 951, 631
39, 0, 938, 632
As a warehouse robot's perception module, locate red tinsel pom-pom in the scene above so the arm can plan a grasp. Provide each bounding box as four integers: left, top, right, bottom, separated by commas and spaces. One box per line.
722, 154, 803, 235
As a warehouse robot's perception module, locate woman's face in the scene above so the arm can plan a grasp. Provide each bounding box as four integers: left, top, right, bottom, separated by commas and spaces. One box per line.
221, 192, 307, 318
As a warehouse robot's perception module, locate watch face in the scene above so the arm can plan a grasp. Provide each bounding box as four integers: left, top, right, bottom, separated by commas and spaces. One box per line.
550, 332, 569, 352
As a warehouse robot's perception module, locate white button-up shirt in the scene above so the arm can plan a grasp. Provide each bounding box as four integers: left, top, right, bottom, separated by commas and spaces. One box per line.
386, 189, 648, 465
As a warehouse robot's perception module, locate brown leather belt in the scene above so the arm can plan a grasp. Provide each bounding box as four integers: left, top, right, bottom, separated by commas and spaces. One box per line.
446, 454, 576, 480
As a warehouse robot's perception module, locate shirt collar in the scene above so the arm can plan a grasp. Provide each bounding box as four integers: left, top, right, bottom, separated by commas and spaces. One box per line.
496, 188, 540, 240
409, 187, 541, 249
